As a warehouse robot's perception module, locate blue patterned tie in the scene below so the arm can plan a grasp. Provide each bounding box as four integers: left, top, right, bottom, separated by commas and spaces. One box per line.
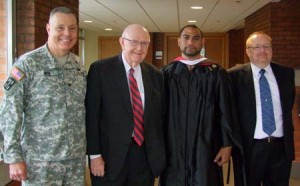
259, 69, 276, 135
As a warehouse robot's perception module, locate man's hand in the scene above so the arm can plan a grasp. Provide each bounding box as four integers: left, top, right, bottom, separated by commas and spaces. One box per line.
9, 161, 27, 181
90, 156, 105, 177
214, 146, 232, 166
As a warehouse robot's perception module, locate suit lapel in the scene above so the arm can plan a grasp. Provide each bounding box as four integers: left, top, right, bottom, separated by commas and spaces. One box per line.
241, 64, 258, 137
271, 63, 286, 112
112, 55, 132, 114
242, 64, 256, 113
140, 63, 153, 127
112, 57, 154, 124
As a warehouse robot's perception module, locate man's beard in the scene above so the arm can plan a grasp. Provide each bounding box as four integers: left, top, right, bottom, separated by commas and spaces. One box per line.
181, 47, 201, 57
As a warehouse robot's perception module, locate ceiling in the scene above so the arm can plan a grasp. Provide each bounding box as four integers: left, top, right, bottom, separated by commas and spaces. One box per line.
79, 0, 280, 35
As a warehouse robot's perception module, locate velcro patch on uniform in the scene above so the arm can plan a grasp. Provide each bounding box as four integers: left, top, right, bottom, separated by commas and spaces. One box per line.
11, 67, 25, 81
3, 77, 16, 90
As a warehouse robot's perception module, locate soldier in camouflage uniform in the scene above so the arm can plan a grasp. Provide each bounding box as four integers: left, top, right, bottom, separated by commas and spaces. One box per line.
0, 7, 86, 186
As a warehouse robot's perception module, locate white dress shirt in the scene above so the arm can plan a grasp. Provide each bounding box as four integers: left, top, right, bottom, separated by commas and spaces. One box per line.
90, 53, 145, 159
122, 53, 145, 108
251, 63, 284, 139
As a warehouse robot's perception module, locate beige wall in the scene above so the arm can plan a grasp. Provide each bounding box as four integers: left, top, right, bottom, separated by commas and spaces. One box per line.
82, 30, 101, 71
82, 29, 122, 71
295, 70, 300, 87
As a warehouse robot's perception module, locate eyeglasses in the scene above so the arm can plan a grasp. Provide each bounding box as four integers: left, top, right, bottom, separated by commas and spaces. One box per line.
247, 45, 272, 50
123, 38, 150, 48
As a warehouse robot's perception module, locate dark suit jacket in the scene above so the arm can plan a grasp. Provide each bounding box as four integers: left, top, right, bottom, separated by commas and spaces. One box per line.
228, 62, 295, 161
85, 54, 166, 180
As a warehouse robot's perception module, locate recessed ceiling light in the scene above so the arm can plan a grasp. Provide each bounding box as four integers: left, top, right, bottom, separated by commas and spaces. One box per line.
84, 20, 93, 23
105, 28, 112, 31
191, 6, 203, 10
188, 20, 197, 23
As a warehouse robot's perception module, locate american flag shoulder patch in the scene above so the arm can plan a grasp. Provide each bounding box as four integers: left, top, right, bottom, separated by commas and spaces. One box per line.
11, 67, 25, 81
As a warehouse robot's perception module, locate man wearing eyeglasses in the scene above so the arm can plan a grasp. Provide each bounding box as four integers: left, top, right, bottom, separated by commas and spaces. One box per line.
228, 31, 295, 186
85, 24, 166, 185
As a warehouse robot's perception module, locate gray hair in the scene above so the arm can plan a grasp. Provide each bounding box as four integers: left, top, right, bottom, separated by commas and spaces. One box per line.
49, 7, 77, 23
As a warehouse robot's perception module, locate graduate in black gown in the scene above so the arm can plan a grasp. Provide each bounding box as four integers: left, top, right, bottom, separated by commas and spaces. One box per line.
160, 25, 245, 186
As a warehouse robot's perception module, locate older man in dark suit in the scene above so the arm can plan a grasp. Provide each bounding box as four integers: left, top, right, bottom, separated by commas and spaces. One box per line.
85, 24, 166, 186
228, 31, 295, 186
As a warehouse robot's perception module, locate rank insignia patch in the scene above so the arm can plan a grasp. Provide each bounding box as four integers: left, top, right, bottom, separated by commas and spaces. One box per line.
11, 67, 25, 81
4, 77, 16, 90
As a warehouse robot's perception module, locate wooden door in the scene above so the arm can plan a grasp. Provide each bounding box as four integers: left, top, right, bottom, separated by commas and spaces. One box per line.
165, 34, 181, 64
98, 37, 121, 59
98, 36, 153, 63
204, 33, 228, 68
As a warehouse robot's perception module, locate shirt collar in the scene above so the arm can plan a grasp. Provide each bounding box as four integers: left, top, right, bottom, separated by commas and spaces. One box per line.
121, 52, 141, 73
251, 63, 272, 78
174, 56, 207, 65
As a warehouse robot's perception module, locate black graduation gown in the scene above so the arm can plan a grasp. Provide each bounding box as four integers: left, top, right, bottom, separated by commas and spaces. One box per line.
160, 60, 245, 186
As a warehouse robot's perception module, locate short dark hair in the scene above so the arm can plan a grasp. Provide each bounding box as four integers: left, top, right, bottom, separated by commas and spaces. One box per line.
179, 25, 203, 38
49, 7, 77, 23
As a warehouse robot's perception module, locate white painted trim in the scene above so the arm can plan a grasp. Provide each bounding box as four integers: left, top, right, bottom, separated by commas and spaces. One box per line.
6, 0, 16, 72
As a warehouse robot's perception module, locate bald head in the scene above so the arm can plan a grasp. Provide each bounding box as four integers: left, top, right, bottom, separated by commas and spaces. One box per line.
121, 24, 150, 42
119, 24, 150, 67
246, 31, 272, 48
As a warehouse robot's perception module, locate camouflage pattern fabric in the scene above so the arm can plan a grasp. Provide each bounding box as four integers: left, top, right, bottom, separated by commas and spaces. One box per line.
0, 44, 87, 163
23, 158, 85, 186
0, 131, 3, 161
0, 98, 3, 161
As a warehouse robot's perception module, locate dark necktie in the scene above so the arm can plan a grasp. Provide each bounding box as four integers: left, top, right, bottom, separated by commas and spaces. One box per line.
259, 69, 276, 135
129, 68, 144, 146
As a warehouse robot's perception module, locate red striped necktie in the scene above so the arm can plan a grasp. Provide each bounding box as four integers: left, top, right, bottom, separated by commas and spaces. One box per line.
129, 68, 144, 146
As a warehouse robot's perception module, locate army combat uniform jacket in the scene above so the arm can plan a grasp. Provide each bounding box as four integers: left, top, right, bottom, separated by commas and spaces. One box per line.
0, 44, 87, 163
0, 132, 3, 161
